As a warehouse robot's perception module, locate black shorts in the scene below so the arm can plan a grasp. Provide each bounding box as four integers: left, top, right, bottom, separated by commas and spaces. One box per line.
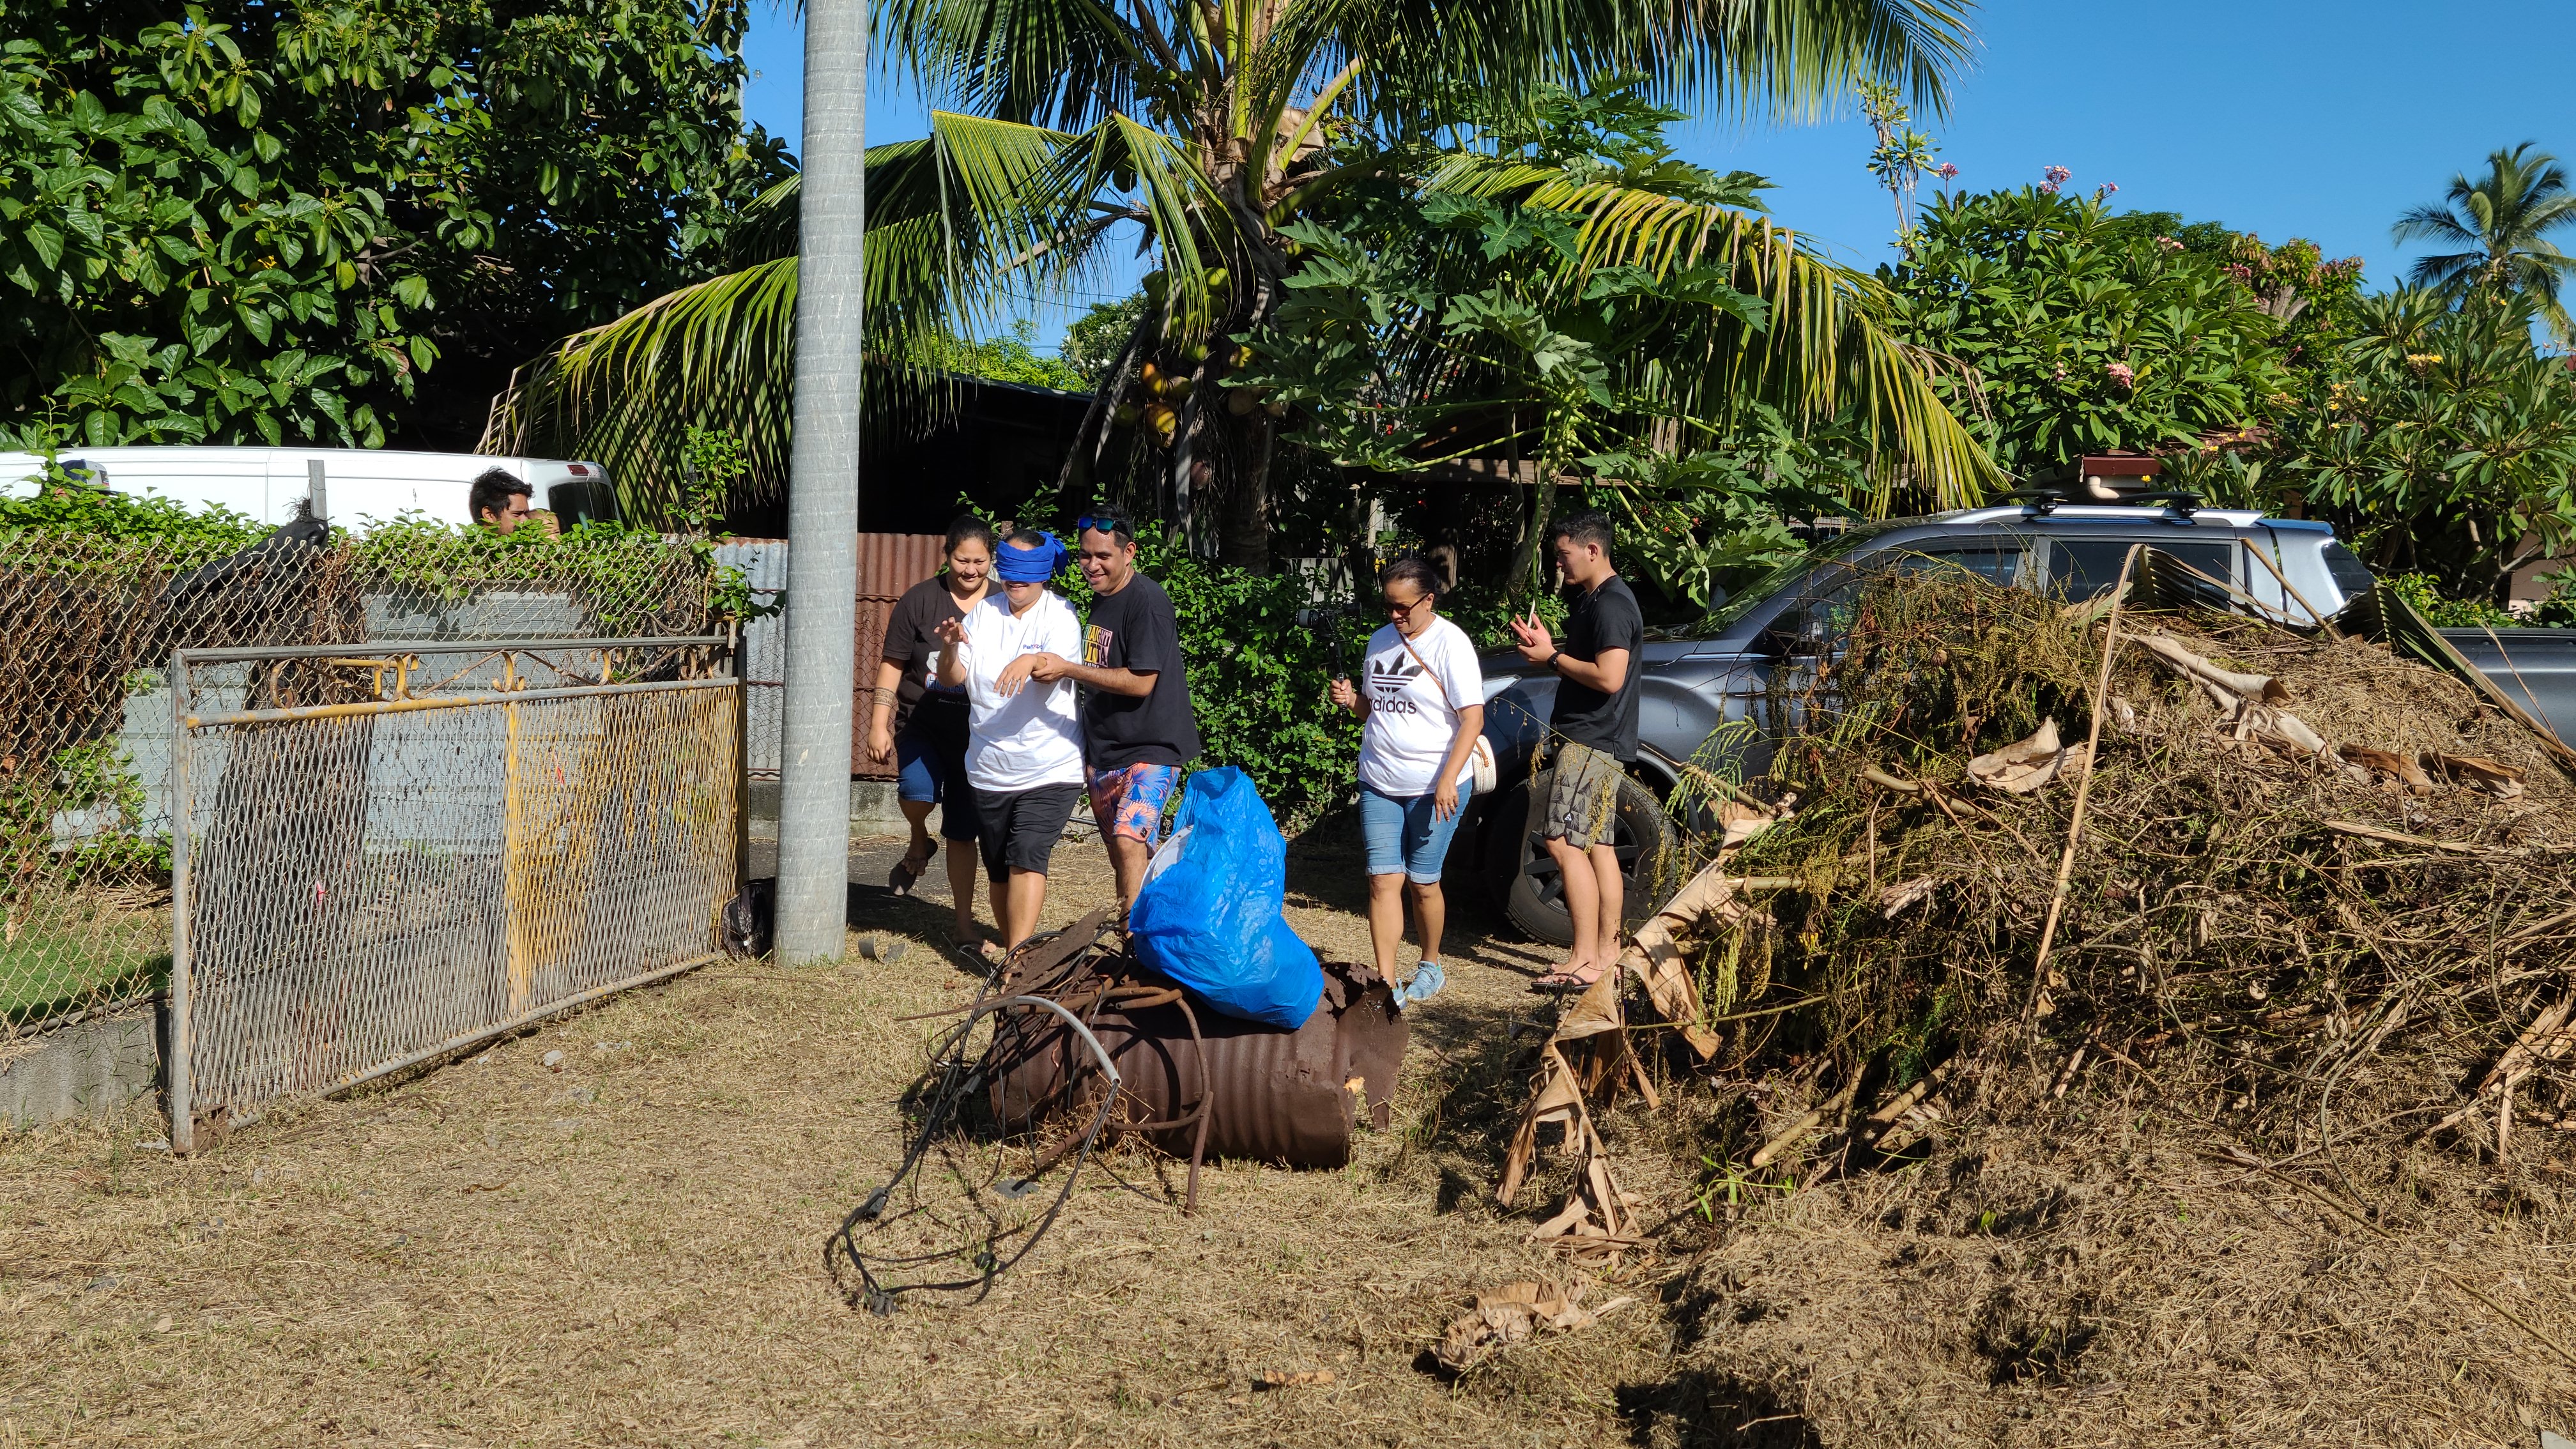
976, 782, 1082, 882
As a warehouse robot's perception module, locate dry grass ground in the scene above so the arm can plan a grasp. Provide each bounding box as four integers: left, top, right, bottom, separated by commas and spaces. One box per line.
7, 815, 2575, 1446
1, 821, 1683, 1447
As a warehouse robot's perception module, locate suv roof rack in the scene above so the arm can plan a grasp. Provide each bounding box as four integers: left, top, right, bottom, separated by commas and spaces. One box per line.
1998, 487, 2067, 516
2135, 489, 2205, 518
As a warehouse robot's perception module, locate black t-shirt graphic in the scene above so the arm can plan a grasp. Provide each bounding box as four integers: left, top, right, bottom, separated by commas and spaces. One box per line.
878, 576, 974, 710
1080, 574, 1200, 770
1549, 574, 1644, 760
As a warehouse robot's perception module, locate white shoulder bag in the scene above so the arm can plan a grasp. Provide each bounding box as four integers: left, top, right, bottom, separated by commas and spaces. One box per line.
1394, 627, 1498, 795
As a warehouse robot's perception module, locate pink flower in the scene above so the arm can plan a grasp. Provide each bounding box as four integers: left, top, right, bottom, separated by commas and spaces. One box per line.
2105, 362, 2135, 388
1935, 163, 1959, 180
2043, 165, 2071, 185
2096, 182, 2119, 198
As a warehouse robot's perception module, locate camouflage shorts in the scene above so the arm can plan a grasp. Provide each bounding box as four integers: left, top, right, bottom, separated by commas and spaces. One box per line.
1545, 742, 1625, 851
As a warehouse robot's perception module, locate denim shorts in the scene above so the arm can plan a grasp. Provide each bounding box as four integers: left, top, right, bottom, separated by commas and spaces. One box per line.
1358, 779, 1474, 884
894, 698, 978, 842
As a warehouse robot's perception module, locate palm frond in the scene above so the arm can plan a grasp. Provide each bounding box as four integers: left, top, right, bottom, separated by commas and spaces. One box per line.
1290, 0, 1974, 135
486, 118, 1136, 519
2391, 202, 2480, 250
1423, 155, 2000, 511
877, 0, 1151, 130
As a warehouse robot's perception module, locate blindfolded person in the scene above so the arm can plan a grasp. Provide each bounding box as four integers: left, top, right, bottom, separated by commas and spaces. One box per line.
1329, 558, 1482, 1008
933, 530, 1085, 962
867, 516, 998, 951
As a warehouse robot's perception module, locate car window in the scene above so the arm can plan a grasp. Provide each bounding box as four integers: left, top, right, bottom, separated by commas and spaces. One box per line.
1875, 540, 2029, 587
1689, 523, 1896, 635
2320, 540, 2377, 604
2046, 538, 2235, 601
1758, 570, 1864, 657
1752, 540, 2028, 656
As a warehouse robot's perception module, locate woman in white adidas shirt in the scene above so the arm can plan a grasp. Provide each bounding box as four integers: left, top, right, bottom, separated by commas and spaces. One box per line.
1327, 558, 1484, 1005
933, 530, 1087, 959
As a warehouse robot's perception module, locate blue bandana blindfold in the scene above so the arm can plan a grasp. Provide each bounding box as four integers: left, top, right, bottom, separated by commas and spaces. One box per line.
995, 532, 1067, 583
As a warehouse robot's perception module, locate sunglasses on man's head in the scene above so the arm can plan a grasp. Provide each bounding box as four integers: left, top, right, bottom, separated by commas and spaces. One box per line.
1074, 511, 1130, 537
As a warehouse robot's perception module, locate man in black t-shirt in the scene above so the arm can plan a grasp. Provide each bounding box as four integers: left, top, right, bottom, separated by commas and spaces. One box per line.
1507, 510, 1644, 993
1025, 510, 1199, 901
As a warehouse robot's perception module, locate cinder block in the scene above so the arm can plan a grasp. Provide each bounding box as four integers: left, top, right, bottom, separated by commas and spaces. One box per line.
0, 1009, 162, 1128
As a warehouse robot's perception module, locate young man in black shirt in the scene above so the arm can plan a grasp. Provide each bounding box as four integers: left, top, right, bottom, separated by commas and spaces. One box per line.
1025, 510, 1200, 901
1506, 511, 1644, 992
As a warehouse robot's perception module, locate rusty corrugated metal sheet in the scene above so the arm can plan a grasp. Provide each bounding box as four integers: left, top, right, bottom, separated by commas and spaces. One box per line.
856, 533, 946, 602
851, 533, 945, 776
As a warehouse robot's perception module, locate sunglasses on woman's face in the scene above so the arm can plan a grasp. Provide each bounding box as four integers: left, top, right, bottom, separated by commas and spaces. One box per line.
1384, 593, 1429, 617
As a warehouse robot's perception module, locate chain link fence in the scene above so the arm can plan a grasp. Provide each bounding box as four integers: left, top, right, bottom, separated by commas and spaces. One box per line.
168, 638, 740, 1147
0, 526, 719, 1070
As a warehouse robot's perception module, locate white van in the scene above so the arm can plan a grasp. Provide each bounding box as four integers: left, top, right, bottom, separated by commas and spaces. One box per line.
0, 446, 618, 530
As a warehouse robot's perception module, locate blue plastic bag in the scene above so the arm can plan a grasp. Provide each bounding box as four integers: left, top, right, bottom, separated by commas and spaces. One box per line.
1129, 767, 1324, 1031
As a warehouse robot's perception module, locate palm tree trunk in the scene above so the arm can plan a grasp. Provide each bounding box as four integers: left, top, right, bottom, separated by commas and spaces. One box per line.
1216, 408, 1275, 572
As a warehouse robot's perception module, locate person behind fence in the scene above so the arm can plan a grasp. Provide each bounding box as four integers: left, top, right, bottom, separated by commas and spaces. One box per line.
1507, 510, 1644, 994
469, 468, 533, 535
1328, 557, 1483, 1009
867, 516, 999, 949
1024, 509, 1199, 903
933, 530, 1085, 962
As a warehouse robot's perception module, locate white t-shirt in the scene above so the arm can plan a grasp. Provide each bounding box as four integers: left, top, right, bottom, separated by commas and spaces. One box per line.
958, 590, 1086, 792
1357, 615, 1484, 798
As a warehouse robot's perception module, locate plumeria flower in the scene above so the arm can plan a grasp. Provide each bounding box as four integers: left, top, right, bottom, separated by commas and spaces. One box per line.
2043, 165, 2071, 185
1935, 163, 1959, 180
2096, 182, 2119, 199
2104, 361, 2136, 388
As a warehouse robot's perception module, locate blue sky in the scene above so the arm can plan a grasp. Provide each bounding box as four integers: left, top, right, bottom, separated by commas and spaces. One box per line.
740, 0, 2576, 346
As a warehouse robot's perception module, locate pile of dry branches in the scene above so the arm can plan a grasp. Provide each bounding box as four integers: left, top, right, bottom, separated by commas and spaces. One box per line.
1505, 570, 2576, 1253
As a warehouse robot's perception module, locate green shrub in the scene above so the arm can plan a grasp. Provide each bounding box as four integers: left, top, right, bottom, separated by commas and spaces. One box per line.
2385, 571, 2516, 628
1057, 526, 1540, 826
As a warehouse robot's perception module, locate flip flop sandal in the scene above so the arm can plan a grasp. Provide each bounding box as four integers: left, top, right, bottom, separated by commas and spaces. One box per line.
1529, 967, 1604, 995
888, 846, 933, 897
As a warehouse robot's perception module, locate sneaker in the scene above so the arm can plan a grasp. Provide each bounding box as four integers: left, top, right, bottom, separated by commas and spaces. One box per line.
1396, 960, 1446, 1008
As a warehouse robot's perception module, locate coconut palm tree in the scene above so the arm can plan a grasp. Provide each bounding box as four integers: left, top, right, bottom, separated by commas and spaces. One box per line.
2393, 142, 2576, 336
482, 0, 1991, 568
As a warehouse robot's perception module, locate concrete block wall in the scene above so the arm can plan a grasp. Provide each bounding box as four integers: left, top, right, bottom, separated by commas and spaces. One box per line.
1, 1009, 162, 1129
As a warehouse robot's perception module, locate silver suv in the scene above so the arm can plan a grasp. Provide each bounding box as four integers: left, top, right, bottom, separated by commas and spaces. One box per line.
1471, 503, 2395, 945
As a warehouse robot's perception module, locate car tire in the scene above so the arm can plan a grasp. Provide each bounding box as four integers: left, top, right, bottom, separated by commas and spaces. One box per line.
1484, 767, 1678, 947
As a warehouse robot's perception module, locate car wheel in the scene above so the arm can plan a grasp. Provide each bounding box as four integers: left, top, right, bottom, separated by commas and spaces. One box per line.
1484, 767, 1678, 947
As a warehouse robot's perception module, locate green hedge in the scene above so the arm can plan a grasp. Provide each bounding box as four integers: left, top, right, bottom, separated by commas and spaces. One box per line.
1058, 527, 1544, 826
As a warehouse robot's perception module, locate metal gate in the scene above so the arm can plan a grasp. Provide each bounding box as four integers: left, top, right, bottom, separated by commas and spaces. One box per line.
166, 636, 742, 1150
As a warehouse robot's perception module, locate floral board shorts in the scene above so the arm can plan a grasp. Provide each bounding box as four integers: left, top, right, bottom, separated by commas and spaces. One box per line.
1545, 742, 1626, 852
1087, 762, 1182, 847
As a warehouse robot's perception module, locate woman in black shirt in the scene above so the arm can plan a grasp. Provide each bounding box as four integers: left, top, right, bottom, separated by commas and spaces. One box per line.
867, 516, 999, 947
